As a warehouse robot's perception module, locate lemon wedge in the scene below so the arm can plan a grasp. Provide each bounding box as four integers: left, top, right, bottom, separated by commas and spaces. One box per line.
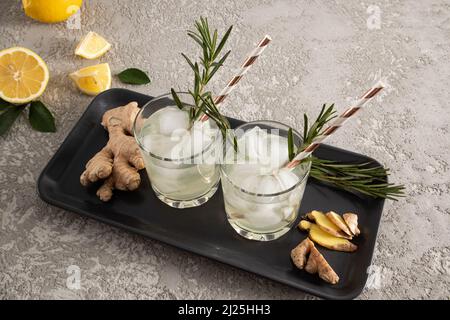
75, 32, 112, 60
0, 47, 49, 104
69, 63, 111, 96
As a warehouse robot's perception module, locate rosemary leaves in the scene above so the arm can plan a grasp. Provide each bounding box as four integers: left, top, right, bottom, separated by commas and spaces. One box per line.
287, 104, 405, 200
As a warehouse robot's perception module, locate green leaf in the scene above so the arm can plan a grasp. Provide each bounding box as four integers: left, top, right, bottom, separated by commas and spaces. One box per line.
302, 114, 308, 143
287, 128, 295, 161
117, 68, 151, 85
196, 19, 211, 48
187, 31, 204, 47
202, 42, 210, 63
207, 50, 231, 83
181, 53, 200, 78
0, 105, 24, 136
233, 136, 238, 152
315, 104, 326, 124
189, 106, 196, 120
201, 17, 212, 46
213, 25, 233, 60
194, 69, 200, 97
212, 29, 218, 51
170, 89, 185, 111
28, 101, 56, 132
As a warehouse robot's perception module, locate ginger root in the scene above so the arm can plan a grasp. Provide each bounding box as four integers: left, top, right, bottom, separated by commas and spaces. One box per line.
306, 246, 339, 284
80, 102, 145, 201
291, 238, 339, 284
291, 238, 314, 269
299, 220, 357, 252
343, 213, 360, 236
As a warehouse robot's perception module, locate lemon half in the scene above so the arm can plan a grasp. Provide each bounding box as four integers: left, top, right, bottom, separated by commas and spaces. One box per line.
0, 47, 49, 104
70, 63, 111, 96
22, 0, 83, 24
75, 32, 112, 60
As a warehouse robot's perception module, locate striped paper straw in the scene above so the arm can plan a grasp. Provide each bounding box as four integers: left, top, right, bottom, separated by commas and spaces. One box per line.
200, 34, 272, 121
285, 80, 385, 169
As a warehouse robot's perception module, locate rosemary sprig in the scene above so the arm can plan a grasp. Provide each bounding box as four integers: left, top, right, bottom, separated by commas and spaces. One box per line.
197, 93, 237, 151
300, 103, 337, 150
287, 103, 336, 161
171, 17, 236, 149
183, 17, 232, 121
309, 157, 405, 200
287, 104, 405, 200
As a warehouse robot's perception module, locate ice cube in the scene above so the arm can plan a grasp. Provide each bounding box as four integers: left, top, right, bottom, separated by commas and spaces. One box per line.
169, 133, 191, 159
158, 106, 190, 136
282, 206, 295, 219
170, 128, 189, 142
242, 127, 269, 163
274, 168, 300, 190
188, 121, 213, 155
236, 126, 291, 173
235, 167, 300, 195
269, 136, 289, 170
240, 174, 284, 194
143, 133, 180, 158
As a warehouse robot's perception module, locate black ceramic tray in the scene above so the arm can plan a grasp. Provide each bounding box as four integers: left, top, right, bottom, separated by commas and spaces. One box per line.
38, 88, 385, 300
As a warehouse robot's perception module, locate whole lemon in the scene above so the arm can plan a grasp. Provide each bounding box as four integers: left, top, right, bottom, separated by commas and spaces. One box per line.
22, 0, 83, 23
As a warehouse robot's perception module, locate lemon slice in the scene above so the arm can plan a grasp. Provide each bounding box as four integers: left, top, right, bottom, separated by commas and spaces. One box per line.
69, 63, 111, 96
0, 47, 49, 104
75, 32, 111, 60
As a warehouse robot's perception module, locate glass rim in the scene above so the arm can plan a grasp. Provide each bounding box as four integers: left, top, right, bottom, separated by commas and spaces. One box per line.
133, 91, 219, 162
220, 120, 311, 197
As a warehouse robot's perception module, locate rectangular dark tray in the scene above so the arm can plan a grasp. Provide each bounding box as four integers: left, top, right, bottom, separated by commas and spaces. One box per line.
38, 88, 385, 300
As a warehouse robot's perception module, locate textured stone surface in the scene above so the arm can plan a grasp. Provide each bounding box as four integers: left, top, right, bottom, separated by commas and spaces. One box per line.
1, 0, 449, 299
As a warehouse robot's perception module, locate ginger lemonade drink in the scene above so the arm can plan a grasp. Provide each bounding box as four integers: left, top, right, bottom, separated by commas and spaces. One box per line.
220, 121, 310, 241
134, 93, 220, 208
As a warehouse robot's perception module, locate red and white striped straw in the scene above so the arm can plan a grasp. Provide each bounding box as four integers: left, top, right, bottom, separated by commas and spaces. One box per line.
200, 34, 272, 121
285, 80, 385, 169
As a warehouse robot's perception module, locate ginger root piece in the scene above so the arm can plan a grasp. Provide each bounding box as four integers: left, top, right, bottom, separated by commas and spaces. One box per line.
306, 210, 352, 239
299, 220, 357, 252
80, 102, 145, 201
343, 213, 360, 236
291, 238, 339, 284
326, 211, 353, 237
291, 238, 314, 269
305, 246, 339, 284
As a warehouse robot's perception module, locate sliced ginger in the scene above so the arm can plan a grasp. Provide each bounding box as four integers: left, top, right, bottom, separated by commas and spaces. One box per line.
291, 238, 339, 284
306, 210, 352, 239
80, 102, 145, 201
343, 213, 360, 236
326, 211, 353, 237
299, 220, 357, 252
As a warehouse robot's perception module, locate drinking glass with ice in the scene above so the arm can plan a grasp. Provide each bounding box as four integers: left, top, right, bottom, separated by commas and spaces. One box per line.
220, 121, 310, 241
134, 92, 221, 208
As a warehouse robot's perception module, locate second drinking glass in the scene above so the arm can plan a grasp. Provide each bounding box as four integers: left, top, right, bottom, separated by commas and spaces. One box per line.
220, 121, 311, 241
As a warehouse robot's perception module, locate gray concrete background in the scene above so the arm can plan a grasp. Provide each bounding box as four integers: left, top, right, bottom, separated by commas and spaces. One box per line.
1, 0, 449, 299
